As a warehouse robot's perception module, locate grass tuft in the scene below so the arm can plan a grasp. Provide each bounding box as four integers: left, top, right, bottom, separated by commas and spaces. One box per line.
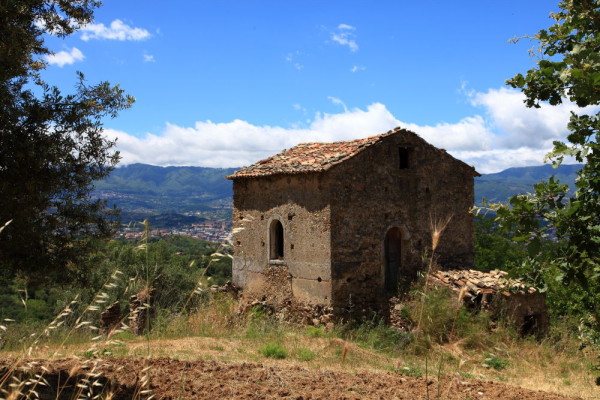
260, 342, 287, 359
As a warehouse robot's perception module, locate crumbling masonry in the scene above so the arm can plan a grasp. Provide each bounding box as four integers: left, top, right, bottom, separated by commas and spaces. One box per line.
227, 128, 480, 315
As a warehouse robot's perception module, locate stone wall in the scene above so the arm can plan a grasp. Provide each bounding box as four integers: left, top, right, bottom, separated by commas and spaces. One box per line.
231, 130, 476, 317
327, 132, 476, 314
231, 173, 333, 306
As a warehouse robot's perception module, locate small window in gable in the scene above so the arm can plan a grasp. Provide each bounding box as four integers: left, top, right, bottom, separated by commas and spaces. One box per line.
399, 147, 411, 169
270, 219, 284, 260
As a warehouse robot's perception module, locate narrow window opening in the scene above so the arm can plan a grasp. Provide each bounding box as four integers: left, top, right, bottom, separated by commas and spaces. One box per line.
399, 147, 411, 169
270, 220, 284, 260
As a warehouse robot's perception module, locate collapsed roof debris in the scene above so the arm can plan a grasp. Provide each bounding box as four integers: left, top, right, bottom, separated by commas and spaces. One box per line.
428, 268, 549, 335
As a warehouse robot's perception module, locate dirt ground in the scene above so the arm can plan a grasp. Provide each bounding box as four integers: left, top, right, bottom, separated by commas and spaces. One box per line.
0, 357, 584, 400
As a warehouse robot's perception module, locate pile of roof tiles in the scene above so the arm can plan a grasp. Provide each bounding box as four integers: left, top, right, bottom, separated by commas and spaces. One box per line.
430, 269, 537, 301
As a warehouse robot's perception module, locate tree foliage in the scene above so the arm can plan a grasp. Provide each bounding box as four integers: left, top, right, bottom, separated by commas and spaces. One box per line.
0, 0, 134, 284
488, 0, 600, 339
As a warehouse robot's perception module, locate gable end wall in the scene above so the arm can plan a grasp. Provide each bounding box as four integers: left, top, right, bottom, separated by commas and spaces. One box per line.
327, 132, 475, 312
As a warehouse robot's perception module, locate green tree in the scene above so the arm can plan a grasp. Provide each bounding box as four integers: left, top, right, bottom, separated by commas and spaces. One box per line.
473, 216, 528, 272
0, 1, 134, 285
489, 0, 600, 339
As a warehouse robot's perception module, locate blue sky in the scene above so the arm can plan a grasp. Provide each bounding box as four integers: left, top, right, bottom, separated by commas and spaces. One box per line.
41, 1, 578, 173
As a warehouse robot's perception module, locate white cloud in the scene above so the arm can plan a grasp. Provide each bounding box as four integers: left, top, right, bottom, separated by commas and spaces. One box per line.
350, 65, 366, 73
45, 47, 84, 67
143, 53, 155, 63
331, 24, 358, 52
285, 51, 304, 70
293, 104, 308, 114
106, 88, 587, 174
81, 19, 150, 41
338, 24, 356, 31
327, 96, 348, 112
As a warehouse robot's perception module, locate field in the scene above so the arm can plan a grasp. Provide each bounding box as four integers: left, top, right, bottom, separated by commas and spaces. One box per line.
1, 293, 598, 400
0, 355, 585, 399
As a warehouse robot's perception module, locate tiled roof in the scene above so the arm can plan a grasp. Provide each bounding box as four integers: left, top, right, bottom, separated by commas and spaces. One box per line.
227, 130, 396, 179
227, 127, 479, 179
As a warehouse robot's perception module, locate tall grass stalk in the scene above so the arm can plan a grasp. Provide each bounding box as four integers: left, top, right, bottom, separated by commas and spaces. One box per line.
416, 214, 452, 331
181, 239, 233, 313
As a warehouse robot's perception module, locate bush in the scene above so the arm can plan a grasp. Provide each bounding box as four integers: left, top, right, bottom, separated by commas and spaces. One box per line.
260, 342, 287, 359
483, 353, 510, 370
305, 325, 329, 338
297, 347, 315, 361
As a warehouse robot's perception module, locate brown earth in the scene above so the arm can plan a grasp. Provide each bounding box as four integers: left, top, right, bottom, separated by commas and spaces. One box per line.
0, 357, 583, 400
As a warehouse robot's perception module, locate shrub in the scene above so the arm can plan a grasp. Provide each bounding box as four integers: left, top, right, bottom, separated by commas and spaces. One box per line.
297, 347, 315, 361
305, 325, 329, 338
260, 343, 287, 359
483, 353, 510, 370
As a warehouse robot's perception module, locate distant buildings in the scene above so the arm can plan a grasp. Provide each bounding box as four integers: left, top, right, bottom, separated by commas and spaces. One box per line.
116, 220, 232, 243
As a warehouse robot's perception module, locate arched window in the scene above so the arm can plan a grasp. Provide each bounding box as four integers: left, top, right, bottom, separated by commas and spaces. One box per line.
270, 219, 284, 260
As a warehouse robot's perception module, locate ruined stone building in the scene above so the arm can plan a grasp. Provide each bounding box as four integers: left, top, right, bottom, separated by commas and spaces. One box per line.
227, 127, 480, 314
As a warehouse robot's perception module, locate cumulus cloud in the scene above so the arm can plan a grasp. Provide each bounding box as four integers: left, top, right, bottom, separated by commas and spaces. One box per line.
331, 24, 358, 52
80, 19, 151, 41
45, 47, 84, 67
350, 65, 366, 73
143, 53, 155, 63
106, 88, 586, 173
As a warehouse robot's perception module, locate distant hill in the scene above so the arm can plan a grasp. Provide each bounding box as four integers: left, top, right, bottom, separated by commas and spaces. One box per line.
94, 163, 582, 219
93, 163, 236, 214
474, 164, 581, 204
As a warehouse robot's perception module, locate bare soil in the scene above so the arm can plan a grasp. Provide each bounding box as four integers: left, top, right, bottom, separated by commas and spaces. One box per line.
0, 357, 583, 400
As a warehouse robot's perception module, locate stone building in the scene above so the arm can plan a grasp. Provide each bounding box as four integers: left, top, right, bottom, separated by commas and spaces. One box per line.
226, 127, 479, 314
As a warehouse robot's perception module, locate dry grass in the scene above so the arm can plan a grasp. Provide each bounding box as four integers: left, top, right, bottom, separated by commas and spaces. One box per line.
2, 308, 597, 399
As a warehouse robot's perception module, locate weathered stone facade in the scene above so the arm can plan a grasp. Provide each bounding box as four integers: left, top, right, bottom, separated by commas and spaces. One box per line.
227, 128, 479, 315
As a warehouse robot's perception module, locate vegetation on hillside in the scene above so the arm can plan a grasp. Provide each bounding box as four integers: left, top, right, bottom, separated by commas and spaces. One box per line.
93, 163, 236, 215
0, 235, 232, 324
474, 164, 580, 204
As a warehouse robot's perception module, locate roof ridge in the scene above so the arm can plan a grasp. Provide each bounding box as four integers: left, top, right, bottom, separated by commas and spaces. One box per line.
226, 127, 480, 180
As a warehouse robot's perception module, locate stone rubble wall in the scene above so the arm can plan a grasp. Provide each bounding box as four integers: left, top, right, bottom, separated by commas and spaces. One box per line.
328, 132, 475, 314
231, 173, 333, 307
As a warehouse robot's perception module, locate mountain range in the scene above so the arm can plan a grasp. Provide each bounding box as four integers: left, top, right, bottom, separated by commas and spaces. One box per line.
94, 163, 581, 221
473, 163, 580, 204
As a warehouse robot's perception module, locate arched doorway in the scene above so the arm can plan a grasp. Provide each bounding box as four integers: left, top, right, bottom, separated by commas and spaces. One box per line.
384, 227, 402, 293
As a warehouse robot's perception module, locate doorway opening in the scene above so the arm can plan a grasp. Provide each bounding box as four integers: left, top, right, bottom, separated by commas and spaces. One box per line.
384, 227, 402, 293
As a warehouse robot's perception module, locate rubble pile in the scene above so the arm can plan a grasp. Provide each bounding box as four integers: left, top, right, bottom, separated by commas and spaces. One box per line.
428, 268, 548, 335
388, 297, 414, 332
237, 297, 334, 326
429, 269, 537, 310
129, 287, 156, 335
209, 281, 239, 295
99, 301, 121, 334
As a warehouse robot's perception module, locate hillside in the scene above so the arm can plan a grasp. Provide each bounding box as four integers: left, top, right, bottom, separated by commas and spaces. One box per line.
474, 164, 580, 204
93, 163, 237, 220
94, 163, 582, 219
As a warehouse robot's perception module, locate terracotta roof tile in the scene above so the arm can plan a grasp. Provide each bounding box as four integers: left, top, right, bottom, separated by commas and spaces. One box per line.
227, 130, 394, 179
227, 127, 479, 179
